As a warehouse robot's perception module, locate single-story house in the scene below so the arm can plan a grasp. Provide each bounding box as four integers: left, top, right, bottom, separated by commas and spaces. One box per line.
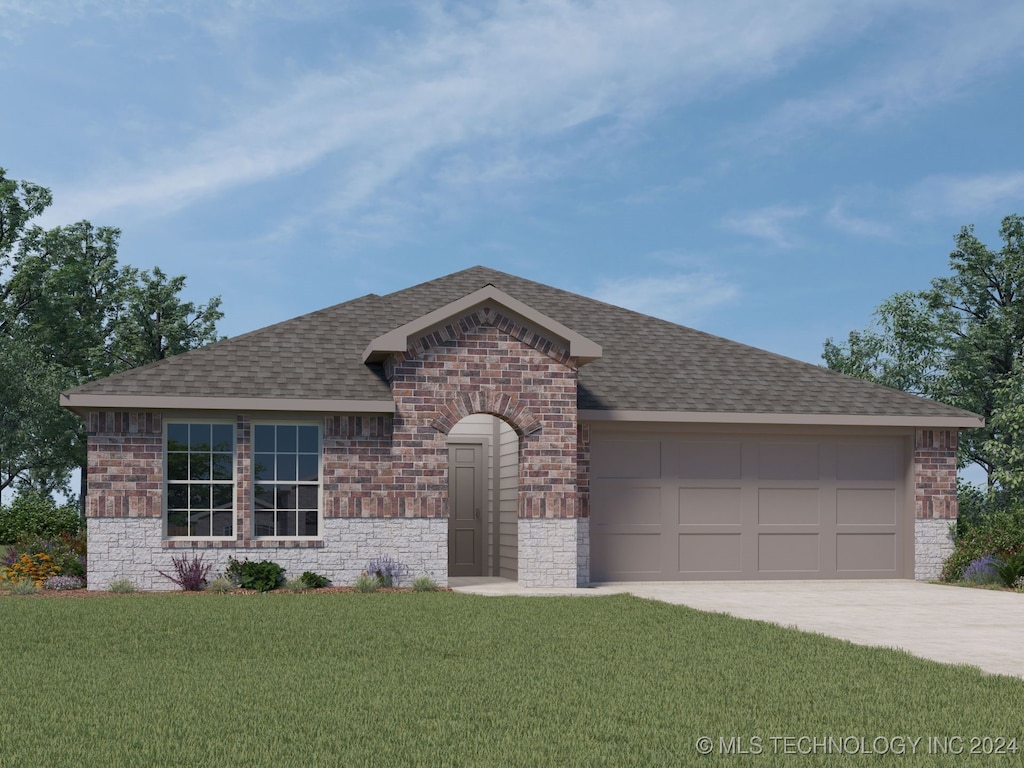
61, 266, 982, 590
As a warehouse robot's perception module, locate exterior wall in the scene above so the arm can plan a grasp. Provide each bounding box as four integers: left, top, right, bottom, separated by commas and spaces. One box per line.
912, 428, 959, 580
913, 429, 958, 521
576, 517, 589, 586
389, 307, 580, 525
85, 411, 164, 520
82, 341, 960, 588
915, 518, 955, 581
518, 518, 579, 587
322, 414, 396, 518
498, 419, 519, 579
88, 517, 447, 591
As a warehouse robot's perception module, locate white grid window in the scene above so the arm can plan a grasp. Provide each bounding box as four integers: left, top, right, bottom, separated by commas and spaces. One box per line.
253, 424, 320, 537
166, 423, 234, 537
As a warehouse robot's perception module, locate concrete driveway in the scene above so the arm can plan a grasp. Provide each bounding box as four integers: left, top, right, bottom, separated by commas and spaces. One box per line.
450, 578, 1024, 679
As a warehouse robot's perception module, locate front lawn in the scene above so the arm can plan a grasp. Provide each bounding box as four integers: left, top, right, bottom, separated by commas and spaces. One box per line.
1, 592, 1022, 766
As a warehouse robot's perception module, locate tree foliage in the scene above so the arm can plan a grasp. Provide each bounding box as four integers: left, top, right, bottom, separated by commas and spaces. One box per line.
824, 214, 1024, 491
0, 167, 224, 494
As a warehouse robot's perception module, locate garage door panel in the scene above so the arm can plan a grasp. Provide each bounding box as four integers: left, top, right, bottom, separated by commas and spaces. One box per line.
592, 439, 661, 479
679, 487, 742, 525
759, 442, 819, 481
758, 533, 820, 572
590, 431, 905, 581
678, 441, 742, 480
758, 488, 820, 525
592, 485, 661, 525
837, 442, 896, 482
592, 533, 661, 577
836, 533, 896, 572
678, 534, 741, 573
837, 489, 896, 525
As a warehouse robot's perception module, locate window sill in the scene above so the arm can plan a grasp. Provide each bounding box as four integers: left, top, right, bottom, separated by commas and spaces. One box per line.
249, 538, 325, 548
162, 539, 238, 549
162, 538, 325, 549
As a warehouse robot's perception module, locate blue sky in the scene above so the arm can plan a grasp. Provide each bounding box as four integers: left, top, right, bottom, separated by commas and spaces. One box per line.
3, 0, 1023, 368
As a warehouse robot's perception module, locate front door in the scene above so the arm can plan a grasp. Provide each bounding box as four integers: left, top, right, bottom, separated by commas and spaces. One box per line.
448, 442, 484, 576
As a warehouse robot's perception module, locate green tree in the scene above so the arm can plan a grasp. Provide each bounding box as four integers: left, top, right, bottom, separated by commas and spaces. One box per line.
0, 167, 223, 494
108, 266, 223, 372
0, 338, 80, 493
822, 291, 944, 395
824, 214, 1024, 489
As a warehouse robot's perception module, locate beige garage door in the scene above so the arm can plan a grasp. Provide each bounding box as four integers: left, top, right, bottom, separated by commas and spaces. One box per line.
590, 431, 908, 580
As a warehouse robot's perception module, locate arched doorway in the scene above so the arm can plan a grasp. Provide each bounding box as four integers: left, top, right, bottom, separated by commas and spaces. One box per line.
448, 414, 519, 578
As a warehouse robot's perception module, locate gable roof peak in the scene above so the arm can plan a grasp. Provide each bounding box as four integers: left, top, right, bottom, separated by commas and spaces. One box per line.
363, 283, 602, 364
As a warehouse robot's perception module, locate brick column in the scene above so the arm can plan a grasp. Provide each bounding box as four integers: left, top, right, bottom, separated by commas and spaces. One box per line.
913, 428, 959, 580
914, 429, 958, 520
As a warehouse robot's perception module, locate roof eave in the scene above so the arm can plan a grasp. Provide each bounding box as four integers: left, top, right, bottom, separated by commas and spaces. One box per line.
60, 393, 396, 415
362, 284, 602, 364
578, 409, 984, 429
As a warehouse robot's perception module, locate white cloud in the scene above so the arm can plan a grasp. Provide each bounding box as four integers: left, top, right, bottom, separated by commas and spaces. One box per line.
592, 271, 739, 325
720, 205, 809, 248
905, 171, 1024, 220
825, 202, 893, 239
42, 0, 891, 226
743, 2, 1024, 145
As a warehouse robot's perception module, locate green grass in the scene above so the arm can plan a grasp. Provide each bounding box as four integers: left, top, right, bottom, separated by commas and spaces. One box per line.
1, 593, 1022, 767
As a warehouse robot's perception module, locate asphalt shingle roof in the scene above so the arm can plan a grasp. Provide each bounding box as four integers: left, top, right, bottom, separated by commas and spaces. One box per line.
67, 266, 978, 420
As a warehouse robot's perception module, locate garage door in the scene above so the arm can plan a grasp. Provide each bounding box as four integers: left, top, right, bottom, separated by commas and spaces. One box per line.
589, 431, 907, 580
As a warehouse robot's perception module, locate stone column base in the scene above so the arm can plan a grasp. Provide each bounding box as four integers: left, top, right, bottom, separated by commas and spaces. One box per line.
915, 518, 955, 581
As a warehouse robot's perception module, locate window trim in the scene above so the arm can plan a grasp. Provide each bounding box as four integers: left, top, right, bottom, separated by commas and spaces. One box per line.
163, 420, 237, 540
251, 420, 323, 540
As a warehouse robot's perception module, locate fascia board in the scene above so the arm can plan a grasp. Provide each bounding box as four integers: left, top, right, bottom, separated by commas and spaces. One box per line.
60, 393, 396, 414
579, 409, 984, 429
362, 284, 602, 364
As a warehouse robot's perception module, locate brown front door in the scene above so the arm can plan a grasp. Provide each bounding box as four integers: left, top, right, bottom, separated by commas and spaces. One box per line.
449, 442, 484, 576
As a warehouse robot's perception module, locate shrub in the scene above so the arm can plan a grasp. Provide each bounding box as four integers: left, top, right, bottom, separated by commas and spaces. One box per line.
108, 578, 136, 593
411, 575, 439, 592
235, 560, 285, 592
366, 554, 407, 588
157, 554, 212, 591
941, 507, 1024, 582
44, 575, 85, 591
2, 552, 61, 586
2, 533, 87, 580
354, 573, 379, 593
204, 576, 234, 593
992, 552, 1024, 588
961, 555, 1002, 585
299, 571, 330, 589
224, 557, 244, 586
9, 578, 39, 595
0, 490, 81, 544
283, 578, 306, 593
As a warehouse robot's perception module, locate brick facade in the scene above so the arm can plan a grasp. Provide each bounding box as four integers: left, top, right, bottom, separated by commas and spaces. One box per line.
86, 411, 163, 519
577, 423, 591, 519
913, 428, 959, 520
384, 307, 580, 521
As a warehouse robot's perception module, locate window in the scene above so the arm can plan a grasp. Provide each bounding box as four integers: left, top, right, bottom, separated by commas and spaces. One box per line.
253, 424, 320, 537
166, 423, 234, 537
